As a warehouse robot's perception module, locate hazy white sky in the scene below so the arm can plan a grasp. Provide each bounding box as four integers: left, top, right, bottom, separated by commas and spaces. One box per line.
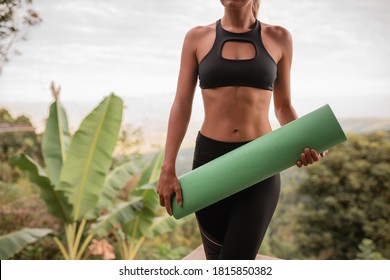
0, 0, 389, 121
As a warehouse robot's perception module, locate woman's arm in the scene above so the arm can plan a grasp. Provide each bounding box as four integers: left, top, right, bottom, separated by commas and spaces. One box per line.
157, 28, 199, 215
272, 27, 325, 168
272, 26, 297, 125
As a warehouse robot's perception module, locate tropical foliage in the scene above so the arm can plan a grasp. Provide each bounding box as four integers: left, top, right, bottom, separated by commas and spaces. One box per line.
10, 89, 123, 259
2, 85, 181, 260
0, 107, 41, 182
0, 228, 52, 259
264, 131, 390, 260
91, 150, 181, 259
295, 131, 390, 259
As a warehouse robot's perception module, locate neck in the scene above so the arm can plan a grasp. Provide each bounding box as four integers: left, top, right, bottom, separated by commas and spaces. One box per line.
221, 8, 256, 32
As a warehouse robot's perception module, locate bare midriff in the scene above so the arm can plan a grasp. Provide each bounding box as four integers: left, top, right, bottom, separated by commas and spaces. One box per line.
200, 86, 273, 142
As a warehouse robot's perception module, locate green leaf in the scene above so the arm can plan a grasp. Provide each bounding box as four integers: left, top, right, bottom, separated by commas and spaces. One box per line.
132, 183, 160, 212
57, 94, 123, 221
92, 150, 164, 239
42, 101, 71, 186
136, 150, 164, 186
123, 151, 164, 240
11, 154, 72, 222
0, 228, 52, 260
91, 197, 142, 237
124, 184, 160, 239
144, 215, 181, 239
94, 160, 142, 215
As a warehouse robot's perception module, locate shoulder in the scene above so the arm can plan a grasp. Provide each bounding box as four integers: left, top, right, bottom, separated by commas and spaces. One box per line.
183, 22, 216, 43
261, 22, 292, 49
180, 23, 216, 57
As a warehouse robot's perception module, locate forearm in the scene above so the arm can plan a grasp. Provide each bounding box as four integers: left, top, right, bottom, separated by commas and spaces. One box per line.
162, 99, 192, 174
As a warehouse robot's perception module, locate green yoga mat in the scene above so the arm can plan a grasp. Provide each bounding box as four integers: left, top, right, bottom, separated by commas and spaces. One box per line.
172, 104, 347, 219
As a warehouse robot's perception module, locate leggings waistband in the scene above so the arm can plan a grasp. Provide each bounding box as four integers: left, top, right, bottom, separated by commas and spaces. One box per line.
196, 131, 251, 148
193, 132, 252, 168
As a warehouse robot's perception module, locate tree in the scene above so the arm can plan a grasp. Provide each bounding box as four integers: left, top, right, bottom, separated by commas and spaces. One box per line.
0, 107, 41, 182
295, 132, 390, 259
0, 0, 41, 73
0, 106, 52, 260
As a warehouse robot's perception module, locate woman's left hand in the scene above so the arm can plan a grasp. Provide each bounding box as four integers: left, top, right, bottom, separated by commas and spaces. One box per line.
296, 148, 328, 168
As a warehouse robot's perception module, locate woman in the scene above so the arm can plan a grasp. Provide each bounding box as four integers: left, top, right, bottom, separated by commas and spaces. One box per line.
156, 0, 325, 260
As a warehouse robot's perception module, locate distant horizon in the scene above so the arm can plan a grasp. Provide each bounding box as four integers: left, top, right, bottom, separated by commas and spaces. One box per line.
2, 94, 390, 131
1, 96, 389, 153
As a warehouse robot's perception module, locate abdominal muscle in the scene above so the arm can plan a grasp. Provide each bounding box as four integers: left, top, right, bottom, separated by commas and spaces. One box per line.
200, 86, 273, 142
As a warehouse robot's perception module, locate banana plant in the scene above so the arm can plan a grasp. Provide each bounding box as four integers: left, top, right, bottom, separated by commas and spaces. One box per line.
0, 228, 52, 260
13, 89, 124, 259
91, 150, 182, 260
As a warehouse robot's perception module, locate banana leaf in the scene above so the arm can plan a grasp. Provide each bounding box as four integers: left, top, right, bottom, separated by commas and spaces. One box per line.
11, 154, 72, 222
94, 160, 142, 216
122, 184, 160, 239
57, 94, 123, 221
132, 183, 160, 212
92, 150, 164, 238
144, 215, 181, 239
91, 197, 142, 237
136, 150, 164, 186
123, 207, 155, 240
123, 151, 164, 239
0, 228, 52, 260
42, 100, 70, 186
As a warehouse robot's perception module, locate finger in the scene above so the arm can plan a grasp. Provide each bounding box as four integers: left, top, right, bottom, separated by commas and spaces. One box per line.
174, 185, 183, 207
296, 160, 302, 168
304, 148, 314, 164
311, 149, 320, 161
301, 152, 308, 166
164, 196, 173, 216
159, 195, 165, 207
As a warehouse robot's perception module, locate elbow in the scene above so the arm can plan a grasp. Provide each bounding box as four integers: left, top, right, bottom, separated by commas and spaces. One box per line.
275, 103, 297, 125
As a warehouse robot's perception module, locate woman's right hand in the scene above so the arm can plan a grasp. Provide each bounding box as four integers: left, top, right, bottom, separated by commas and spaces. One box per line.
156, 168, 183, 216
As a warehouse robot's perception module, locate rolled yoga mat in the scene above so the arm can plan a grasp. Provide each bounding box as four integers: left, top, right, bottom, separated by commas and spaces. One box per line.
172, 104, 347, 219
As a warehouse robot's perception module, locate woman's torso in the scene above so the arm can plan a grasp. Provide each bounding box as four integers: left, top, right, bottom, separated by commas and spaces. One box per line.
194, 19, 282, 142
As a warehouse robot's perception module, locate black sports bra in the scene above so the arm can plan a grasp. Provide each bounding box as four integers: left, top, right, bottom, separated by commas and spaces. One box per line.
198, 19, 277, 91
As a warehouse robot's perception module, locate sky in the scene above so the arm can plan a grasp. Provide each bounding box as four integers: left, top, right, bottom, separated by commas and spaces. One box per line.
0, 0, 389, 132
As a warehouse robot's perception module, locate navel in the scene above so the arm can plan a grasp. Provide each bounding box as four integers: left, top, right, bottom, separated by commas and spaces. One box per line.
232, 128, 239, 134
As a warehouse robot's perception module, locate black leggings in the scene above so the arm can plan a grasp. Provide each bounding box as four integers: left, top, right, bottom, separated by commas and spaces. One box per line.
193, 132, 281, 260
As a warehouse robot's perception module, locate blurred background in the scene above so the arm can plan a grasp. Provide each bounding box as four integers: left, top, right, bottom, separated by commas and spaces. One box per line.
0, 0, 389, 260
